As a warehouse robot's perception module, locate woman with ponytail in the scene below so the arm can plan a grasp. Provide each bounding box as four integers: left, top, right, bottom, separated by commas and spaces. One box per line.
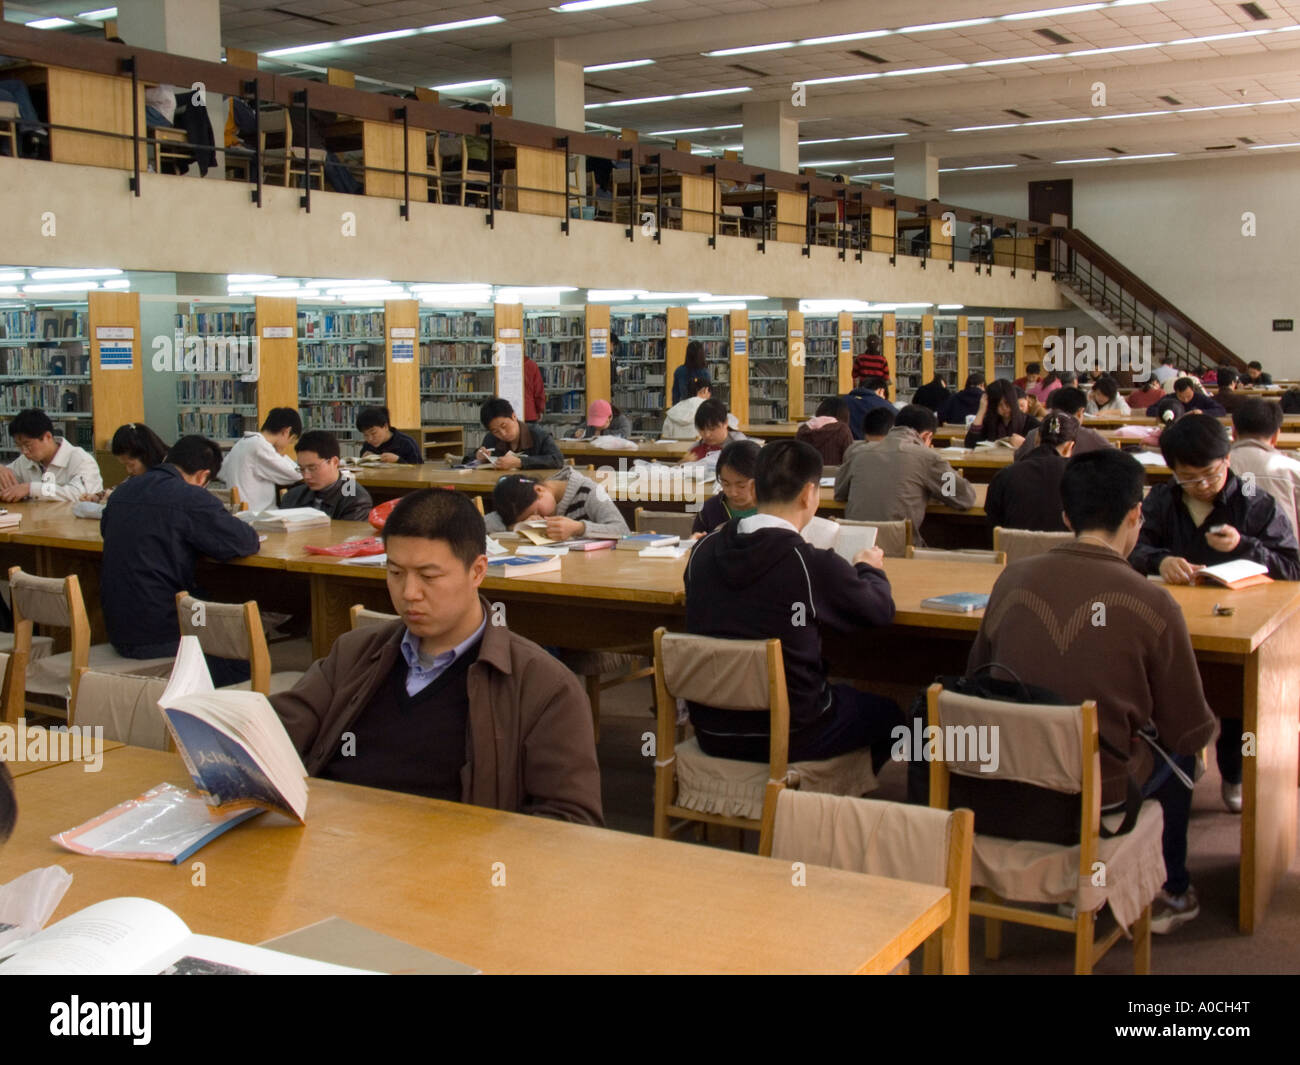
985, 411, 1078, 532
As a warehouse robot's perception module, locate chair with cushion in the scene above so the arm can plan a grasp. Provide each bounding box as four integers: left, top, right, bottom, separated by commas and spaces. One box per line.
763, 788, 973, 974
926, 683, 1163, 974
838, 518, 912, 558
992, 527, 1073, 566
260, 106, 326, 190
906, 546, 1006, 566
350, 605, 398, 630
454, 134, 492, 208
634, 507, 698, 539
0, 99, 19, 157
175, 593, 303, 696
5, 568, 175, 725
652, 627, 877, 855
73, 668, 172, 750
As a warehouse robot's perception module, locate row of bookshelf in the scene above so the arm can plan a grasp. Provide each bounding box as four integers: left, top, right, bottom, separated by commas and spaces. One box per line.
176, 378, 256, 406
298, 373, 385, 400
178, 311, 255, 335
299, 311, 385, 338
2, 381, 91, 412
0, 309, 87, 340
0, 347, 90, 376
300, 343, 384, 369
421, 341, 495, 367
422, 312, 493, 338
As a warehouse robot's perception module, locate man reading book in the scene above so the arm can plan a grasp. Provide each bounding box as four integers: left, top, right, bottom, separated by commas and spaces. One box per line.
0, 409, 103, 503
1128, 412, 1300, 815
220, 407, 302, 513
356, 406, 424, 465
464, 398, 564, 470
270, 489, 602, 825
279, 430, 374, 521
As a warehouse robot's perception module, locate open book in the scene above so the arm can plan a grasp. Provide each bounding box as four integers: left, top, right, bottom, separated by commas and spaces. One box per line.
239, 507, 331, 531
0, 898, 375, 974
158, 637, 309, 823
802, 516, 879, 564
1190, 559, 1272, 589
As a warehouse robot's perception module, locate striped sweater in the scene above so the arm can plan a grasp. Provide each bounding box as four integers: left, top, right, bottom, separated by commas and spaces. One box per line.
484, 466, 629, 540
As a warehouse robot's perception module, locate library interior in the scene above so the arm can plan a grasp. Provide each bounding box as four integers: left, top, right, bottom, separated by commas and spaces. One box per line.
0, 0, 1298, 984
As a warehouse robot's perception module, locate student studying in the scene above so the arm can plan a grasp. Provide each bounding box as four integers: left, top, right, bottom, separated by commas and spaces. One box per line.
357, 406, 424, 464
964, 378, 1039, 448
220, 407, 303, 513
465, 398, 565, 470
1013, 387, 1109, 459
691, 439, 760, 535
1229, 398, 1300, 536
684, 439, 900, 764
662, 375, 712, 440
0, 409, 103, 503
841, 373, 894, 441
279, 430, 374, 522
794, 398, 854, 464
269, 489, 603, 824
985, 412, 1077, 533
487, 468, 629, 540
683, 398, 746, 466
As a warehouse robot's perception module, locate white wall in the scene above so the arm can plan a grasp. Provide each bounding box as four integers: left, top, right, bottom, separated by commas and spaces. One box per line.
941, 153, 1300, 376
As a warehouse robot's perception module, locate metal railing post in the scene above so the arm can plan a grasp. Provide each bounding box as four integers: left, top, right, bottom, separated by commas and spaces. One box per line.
247, 79, 262, 207
122, 57, 140, 196
708, 163, 718, 249
623, 147, 634, 241
654, 153, 663, 244
397, 106, 410, 220
485, 120, 495, 228
560, 135, 571, 235
295, 89, 311, 211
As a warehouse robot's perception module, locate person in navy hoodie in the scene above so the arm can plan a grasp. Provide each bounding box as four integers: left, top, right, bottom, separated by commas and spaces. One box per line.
684, 439, 900, 764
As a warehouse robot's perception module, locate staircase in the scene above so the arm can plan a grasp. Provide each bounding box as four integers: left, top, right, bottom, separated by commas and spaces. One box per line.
1049, 228, 1242, 376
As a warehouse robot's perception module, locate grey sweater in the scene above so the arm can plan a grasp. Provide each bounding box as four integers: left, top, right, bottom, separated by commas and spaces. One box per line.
484, 466, 630, 540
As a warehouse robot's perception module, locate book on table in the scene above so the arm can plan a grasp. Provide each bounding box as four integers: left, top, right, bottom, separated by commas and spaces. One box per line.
921, 592, 990, 613
1189, 559, 1272, 589
486, 554, 562, 577
0, 510, 19, 529
617, 532, 679, 551
260, 917, 480, 975
0, 898, 376, 974
240, 506, 331, 531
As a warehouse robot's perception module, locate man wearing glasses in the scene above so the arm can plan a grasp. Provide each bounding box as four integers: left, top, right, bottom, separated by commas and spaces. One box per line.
1129, 412, 1300, 815
279, 430, 373, 521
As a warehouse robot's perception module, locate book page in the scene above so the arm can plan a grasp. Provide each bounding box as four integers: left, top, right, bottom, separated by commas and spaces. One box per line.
801, 515, 839, 550
0, 898, 190, 975
1198, 559, 1269, 585
141, 934, 379, 975
832, 523, 878, 563
158, 635, 214, 709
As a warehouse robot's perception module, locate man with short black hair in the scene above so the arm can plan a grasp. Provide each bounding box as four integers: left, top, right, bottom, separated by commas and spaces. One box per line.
0, 409, 102, 502
356, 406, 424, 465
685, 397, 745, 464
1245, 361, 1273, 387
270, 489, 602, 824
835, 404, 977, 543
1214, 366, 1248, 414
938, 372, 985, 427
279, 430, 374, 521
842, 373, 894, 440
685, 439, 900, 764
966, 449, 1217, 934
221, 407, 303, 512
1173, 377, 1226, 417
465, 397, 563, 469
100, 435, 261, 674
861, 405, 897, 442
1014, 386, 1110, 459
1230, 398, 1300, 536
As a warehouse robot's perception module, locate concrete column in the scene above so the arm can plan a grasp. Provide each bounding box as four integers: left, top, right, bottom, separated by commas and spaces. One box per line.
892, 141, 939, 200
509, 39, 586, 130
741, 100, 798, 173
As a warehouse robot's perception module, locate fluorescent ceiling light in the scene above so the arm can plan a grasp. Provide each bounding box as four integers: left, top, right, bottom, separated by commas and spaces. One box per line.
1067, 42, 1162, 56
420, 16, 505, 32
78, 7, 117, 18
950, 123, 1019, 132
1119, 153, 1177, 159
679, 87, 752, 99
586, 87, 749, 109
800, 73, 881, 86
1023, 116, 1094, 125
800, 156, 892, 166
431, 78, 504, 92
552, 0, 652, 11
1002, 4, 1105, 19
26, 18, 76, 29
703, 42, 794, 57
587, 289, 648, 300
0, 287, 18, 296
227, 274, 275, 283
1247, 141, 1300, 149
24, 282, 100, 292
798, 31, 892, 46
799, 133, 908, 145
0, 271, 25, 282
339, 29, 419, 46
1168, 30, 1268, 45
961, 164, 1017, 170
100, 280, 131, 289
1054, 157, 1112, 164
268, 15, 503, 57
585, 59, 655, 71
30, 268, 122, 279
937, 304, 965, 309
700, 295, 767, 301
895, 302, 934, 308
799, 299, 875, 312
686, 303, 746, 312
264, 42, 337, 58
1051, 154, 1179, 165
901, 18, 995, 32
974, 53, 1063, 67
647, 124, 742, 136
1096, 110, 1166, 119
884, 64, 969, 76
638, 292, 709, 301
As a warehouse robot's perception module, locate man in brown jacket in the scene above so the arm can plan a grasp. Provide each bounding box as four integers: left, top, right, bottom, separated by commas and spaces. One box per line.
966, 448, 1217, 934
834, 404, 977, 545
270, 489, 603, 826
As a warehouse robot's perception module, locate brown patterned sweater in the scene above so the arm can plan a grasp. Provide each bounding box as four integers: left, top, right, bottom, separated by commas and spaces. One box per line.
965, 539, 1217, 805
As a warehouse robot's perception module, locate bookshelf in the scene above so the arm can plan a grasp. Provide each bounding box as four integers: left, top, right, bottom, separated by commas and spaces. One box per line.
173, 303, 258, 445
894, 317, 924, 398
747, 313, 788, 423
528, 307, 585, 432
610, 309, 667, 433
852, 313, 887, 394
0, 301, 92, 460
419, 307, 497, 442
992, 317, 1021, 382
966, 316, 986, 381
298, 306, 386, 452
932, 317, 959, 391
688, 312, 730, 409
1022, 325, 1058, 375
801, 314, 840, 414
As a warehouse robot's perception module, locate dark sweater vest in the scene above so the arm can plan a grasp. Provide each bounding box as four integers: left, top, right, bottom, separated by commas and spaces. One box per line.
319, 639, 480, 800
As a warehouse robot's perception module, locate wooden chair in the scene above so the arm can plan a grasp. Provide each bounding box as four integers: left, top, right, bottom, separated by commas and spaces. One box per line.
175, 592, 304, 696
5, 567, 174, 725
906, 546, 1006, 566
453, 135, 492, 207
73, 668, 173, 750
926, 683, 1162, 974
838, 518, 912, 558
992, 527, 1073, 566
652, 627, 877, 855
424, 133, 444, 203
150, 126, 189, 173
0, 99, 19, 157
260, 106, 326, 190
349, 605, 398, 630
634, 507, 697, 539
472, 495, 485, 516
718, 204, 744, 237
763, 788, 974, 975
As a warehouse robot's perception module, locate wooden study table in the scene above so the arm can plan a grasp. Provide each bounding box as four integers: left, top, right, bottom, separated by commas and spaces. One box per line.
559, 440, 692, 465
2, 747, 949, 974
1086, 414, 1300, 431
2, 738, 124, 778
738, 422, 802, 439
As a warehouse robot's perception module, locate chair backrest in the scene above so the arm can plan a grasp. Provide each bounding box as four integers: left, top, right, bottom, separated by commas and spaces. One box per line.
175, 592, 269, 694
837, 518, 911, 558
906, 546, 1006, 566
6, 567, 90, 723
259, 106, 289, 134
992, 527, 1073, 566
350, 604, 399, 630
0, 101, 21, 120
766, 789, 973, 973
73, 668, 172, 750
634, 507, 697, 538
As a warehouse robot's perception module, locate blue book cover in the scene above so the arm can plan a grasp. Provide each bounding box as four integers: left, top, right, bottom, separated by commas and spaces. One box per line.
164, 709, 302, 821
921, 592, 990, 613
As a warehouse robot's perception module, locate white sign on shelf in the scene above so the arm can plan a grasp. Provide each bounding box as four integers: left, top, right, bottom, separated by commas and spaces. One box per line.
262, 326, 294, 339
390, 327, 416, 339
498, 342, 524, 417
591, 338, 608, 358
589, 327, 609, 338
95, 326, 134, 340
789, 329, 803, 338
669, 328, 688, 338
392, 341, 415, 363
885, 330, 896, 338
498, 328, 521, 339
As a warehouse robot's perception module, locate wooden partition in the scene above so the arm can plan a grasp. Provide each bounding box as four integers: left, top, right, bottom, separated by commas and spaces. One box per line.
870, 206, 896, 255
254, 296, 299, 424
363, 121, 428, 201
837, 312, 854, 393
920, 313, 936, 383
680, 173, 719, 235
87, 290, 144, 449
384, 299, 420, 432
729, 309, 750, 426
787, 310, 805, 420
31, 64, 147, 171
504, 146, 566, 218
956, 315, 970, 384
664, 306, 688, 391
585, 303, 611, 408
775, 191, 806, 244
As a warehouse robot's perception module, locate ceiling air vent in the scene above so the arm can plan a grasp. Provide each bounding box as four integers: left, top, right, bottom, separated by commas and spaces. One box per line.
268, 7, 339, 25
1205, 144, 1238, 150
1238, 136, 1256, 144
1020, 153, 1042, 160
1035, 29, 1072, 45
1158, 95, 1182, 106
730, 64, 769, 77
584, 82, 621, 94
1005, 108, 1031, 118
901, 117, 931, 127
1107, 147, 1127, 154
850, 50, 889, 63
1239, 3, 1269, 21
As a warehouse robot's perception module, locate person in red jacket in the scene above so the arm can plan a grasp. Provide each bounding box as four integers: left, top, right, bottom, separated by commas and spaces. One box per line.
524, 356, 546, 423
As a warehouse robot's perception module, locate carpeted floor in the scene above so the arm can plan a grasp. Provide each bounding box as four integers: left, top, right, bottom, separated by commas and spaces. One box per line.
594, 677, 1300, 975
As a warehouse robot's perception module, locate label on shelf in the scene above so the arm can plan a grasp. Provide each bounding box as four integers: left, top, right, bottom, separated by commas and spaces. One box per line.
392, 340, 415, 363
789, 329, 803, 338
498, 328, 521, 339
669, 328, 687, 338
839, 332, 851, 353
263, 326, 294, 339
1016, 330, 1023, 336
923, 338, 933, 351
390, 327, 416, 339
959, 331, 968, 337
99, 342, 134, 370
95, 326, 133, 340
885, 330, 896, 338
589, 328, 609, 339
734, 336, 747, 356
591, 338, 608, 358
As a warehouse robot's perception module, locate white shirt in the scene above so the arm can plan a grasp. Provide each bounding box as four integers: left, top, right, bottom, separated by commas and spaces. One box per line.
737, 513, 800, 536
221, 432, 301, 513
1153, 364, 1179, 385
7, 437, 103, 502
1230, 438, 1300, 537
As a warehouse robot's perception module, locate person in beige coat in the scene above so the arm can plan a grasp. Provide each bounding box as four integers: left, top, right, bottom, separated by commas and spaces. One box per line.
270, 489, 603, 826
833, 404, 977, 545
1230, 398, 1300, 536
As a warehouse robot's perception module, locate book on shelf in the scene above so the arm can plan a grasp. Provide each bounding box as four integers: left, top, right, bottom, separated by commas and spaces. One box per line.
0, 898, 375, 975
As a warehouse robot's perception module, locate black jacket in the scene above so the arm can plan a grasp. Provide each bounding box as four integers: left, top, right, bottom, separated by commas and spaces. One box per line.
1129, 471, 1300, 579
100, 465, 262, 651
842, 388, 894, 440
360, 429, 423, 464
939, 386, 983, 426
911, 379, 951, 414
964, 412, 1039, 449
465, 422, 564, 469
1183, 391, 1226, 417
985, 447, 1069, 533
684, 518, 895, 739
280, 473, 374, 521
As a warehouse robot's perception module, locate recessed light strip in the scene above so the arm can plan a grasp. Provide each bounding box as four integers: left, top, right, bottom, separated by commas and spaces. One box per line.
264, 15, 504, 59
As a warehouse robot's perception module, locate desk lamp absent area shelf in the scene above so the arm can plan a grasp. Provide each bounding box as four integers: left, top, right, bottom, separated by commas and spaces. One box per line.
611, 310, 667, 434
529, 309, 586, 431
688, 313, 730, 409
298, 308, 386, 453
173, 305, 259, 445
420, 308, 497, 444
747, 314, 789, 424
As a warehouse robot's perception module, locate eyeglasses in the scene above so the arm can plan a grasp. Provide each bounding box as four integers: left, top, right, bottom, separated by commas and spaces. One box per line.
298, 462, 327, 475
1173, 459, 1227, 490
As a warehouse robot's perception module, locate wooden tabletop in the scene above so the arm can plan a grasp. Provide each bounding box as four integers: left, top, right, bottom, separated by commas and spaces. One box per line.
931, 425, 1300, 451
2, 748, 950, 974
738, 423, 802, 439
559, 440, 692, 463
2, 738, 124, 777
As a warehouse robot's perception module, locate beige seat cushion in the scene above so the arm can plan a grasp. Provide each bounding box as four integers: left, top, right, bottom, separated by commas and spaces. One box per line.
971, 800, 1165, 932
674, 736, 876, 821
0, 633, 53, 658
26, 644, 175, 699
73, 670, 171, 750
220, 671, 305, 696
